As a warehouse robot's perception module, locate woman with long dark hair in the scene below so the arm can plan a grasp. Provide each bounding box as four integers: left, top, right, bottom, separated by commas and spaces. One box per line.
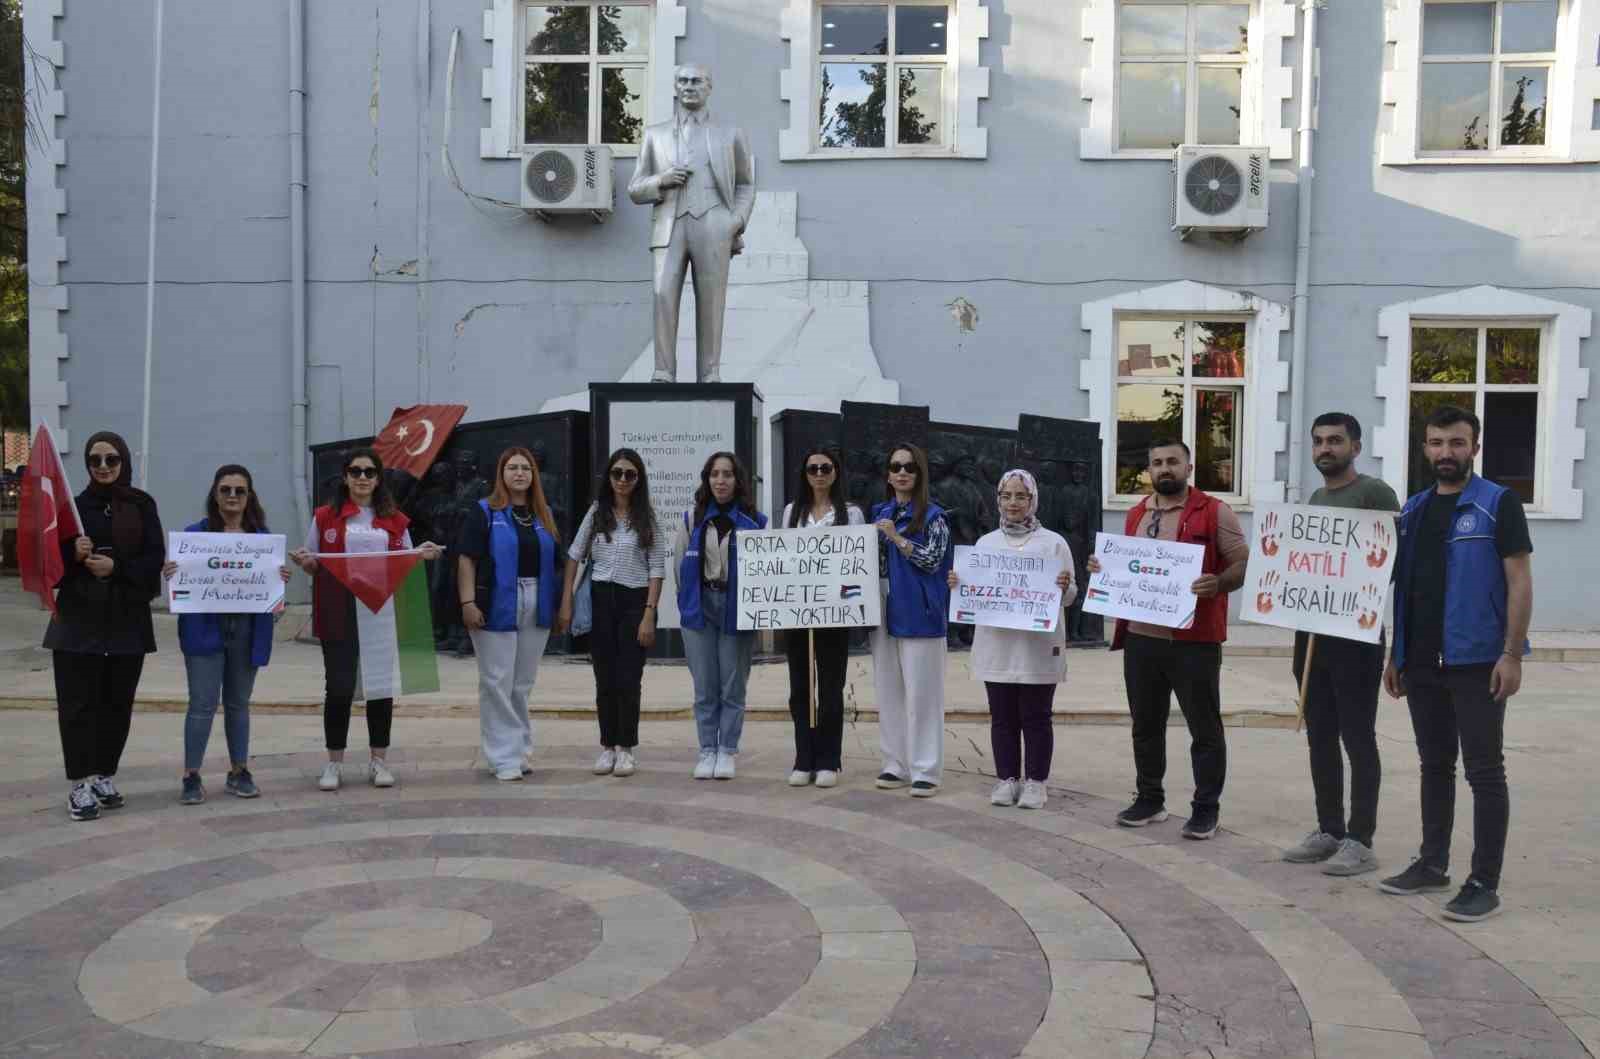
871, 443, 952, 798
675, 451, 767, 781
46, 430, 164, 821
457, 447, 567, 781
289, 448, 441, 791
165, 465, 292, 804
559, 447, 666, 777
782, 444, 864, 788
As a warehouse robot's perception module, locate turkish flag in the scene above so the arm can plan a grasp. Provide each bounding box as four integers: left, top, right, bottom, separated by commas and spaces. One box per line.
17, 425, 85, 614
315, 550, 427, 614
372, 404, 467, 480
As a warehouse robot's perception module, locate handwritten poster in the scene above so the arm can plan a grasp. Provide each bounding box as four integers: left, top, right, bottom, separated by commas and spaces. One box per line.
949, 546, 1065, 632
735, 525, 881, 631
1242, 503, 1396, 643
1081, 532, 1206, 629
166, 532, 286, 614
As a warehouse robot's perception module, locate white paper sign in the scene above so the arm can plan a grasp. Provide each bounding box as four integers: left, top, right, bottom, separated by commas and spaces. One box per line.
1241, 503, 1397, 643
735, 525, 881, 631
948, 546, 1064, 632
166, 532, 286, 614
1081, 532, 1206, 629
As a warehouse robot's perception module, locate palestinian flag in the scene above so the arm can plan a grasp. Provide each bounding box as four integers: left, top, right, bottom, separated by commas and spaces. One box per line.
315, 549, 440, 699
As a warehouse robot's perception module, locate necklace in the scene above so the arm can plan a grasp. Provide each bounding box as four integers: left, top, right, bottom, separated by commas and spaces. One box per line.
510, 507, 534, 527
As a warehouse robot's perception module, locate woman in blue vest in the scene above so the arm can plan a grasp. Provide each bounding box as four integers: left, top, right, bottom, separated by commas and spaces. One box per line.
164, 465, 292, 805
676, 451, 767, 781
457, 447, 567, 781
871, 444, 953, 798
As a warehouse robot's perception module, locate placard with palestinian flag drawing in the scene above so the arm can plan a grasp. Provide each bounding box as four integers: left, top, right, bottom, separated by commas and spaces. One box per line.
948, 545, 1066, 632
315, 548, 440, 699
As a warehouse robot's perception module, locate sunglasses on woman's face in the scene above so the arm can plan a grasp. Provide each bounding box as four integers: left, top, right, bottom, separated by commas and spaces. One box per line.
806, 463, 834, 477
610, 467, 639, 483
88, 454, 122, 469
887, 461, 917, 475
345, 466, 379, 480
217, 486, 249, 498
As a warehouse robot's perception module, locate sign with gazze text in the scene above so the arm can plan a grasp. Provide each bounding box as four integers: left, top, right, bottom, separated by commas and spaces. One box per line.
949, 546, 1065, 632
1081, 532, 1206, 629
166, 532, 287, 614
1241, 503, 1396, 643
736, 525, 881, 631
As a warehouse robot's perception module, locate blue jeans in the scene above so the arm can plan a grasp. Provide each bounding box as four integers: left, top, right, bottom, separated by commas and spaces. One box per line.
183, 615, 259, 771
682, 589, 753, 753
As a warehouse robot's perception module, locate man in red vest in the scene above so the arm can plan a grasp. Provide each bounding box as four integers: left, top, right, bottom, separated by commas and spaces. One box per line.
1090, 439, 1249, 839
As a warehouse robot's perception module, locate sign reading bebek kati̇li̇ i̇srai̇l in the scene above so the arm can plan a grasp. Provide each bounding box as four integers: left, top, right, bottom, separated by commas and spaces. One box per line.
166, 531, 287, 614
735, 525, 881, 631
1081, 532, 1207, 630
1241, 503, 1397, 644
948, 546, 1065, 632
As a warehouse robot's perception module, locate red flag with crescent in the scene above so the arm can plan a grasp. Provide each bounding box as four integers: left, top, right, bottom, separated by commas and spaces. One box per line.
371, 404, 467, 479
17, 425, 86, 614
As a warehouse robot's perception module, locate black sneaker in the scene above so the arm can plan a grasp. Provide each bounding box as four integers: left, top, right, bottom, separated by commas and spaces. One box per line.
89, 775, 124, 809
1115, 800, 1169, 828
180, 774, 205, 805
1378, 858, 1452, 896
875, 772, 906, 790
1442, 879, 1501, 922
68, 782, 100, 821
1182, 808, 1220, 840
225, 769, 260, 798
909, 781, 938, 798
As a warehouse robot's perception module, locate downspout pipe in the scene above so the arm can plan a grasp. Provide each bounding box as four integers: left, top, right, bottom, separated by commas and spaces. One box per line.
290, 0, 311, 532
1286, 0, 1319, 503
138, 0, 166, 488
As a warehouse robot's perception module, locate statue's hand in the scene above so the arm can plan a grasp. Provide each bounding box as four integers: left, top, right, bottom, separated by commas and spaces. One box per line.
658, 166, 691, 189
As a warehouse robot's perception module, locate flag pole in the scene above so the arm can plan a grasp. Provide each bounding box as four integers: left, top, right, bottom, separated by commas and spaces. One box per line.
809, 628, 818, 729
1295, 634, 1317, 733
39, 425, 85, 537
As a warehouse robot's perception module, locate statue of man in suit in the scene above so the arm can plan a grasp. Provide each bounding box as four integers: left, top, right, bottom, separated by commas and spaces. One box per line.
628, 64, 756, 383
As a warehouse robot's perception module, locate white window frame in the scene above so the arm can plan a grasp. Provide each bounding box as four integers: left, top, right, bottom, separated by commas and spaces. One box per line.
1381, 0, 1600, 163
780, 0, 990, 160
519, 2, 651, 151
1375, 286, 1592, 517
481, 0, 686, 160
1081, 0, 1296, 160
1081, 281, 1291, 509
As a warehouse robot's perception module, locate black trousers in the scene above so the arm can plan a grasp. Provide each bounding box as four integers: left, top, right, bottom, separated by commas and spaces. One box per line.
591, 581, 647, 749
320, 635, 393, 751
1123, 633, 1226, 811
1405, 663, 1509, 890
987, 681, 1057, 783
54, 651, 145, 782
1294, 633, 1384, 847
785, 627, 848, 772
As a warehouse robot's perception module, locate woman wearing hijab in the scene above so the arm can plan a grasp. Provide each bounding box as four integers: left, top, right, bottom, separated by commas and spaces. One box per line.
46, 431, 164, 821
948, 469, 1076, 810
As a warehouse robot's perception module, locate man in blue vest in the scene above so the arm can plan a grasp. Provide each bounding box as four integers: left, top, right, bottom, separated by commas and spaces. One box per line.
1380, 404, 1533, 922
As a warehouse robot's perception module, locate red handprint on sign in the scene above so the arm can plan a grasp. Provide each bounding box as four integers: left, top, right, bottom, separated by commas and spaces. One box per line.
1255, 570, 1280, 614
1355, 583, 1384, 630
1366, 520, 1392, 569
1259, 511, 1282, 557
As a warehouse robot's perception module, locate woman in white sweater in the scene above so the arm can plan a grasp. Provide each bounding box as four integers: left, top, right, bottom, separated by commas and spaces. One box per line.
948, 469, 1076, 810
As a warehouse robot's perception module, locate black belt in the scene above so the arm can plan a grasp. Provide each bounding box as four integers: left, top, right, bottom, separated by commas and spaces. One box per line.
703, 580, 728, 592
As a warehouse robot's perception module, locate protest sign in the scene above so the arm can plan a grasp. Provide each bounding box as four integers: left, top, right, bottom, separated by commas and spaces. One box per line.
1081, 532, 1205, 630
735, 525, 881, 631
166, 532, 286, 614
1241, 503, 1396, 644
948, 546, 1064, 632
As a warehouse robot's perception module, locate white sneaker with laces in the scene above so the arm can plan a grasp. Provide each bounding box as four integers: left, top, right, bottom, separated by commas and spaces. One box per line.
318, 763, 341, 791
368, 759, 395, 788
612, 749, 637, 777
814, 769, 838, 788
593, 748, 617, 775
713, 750, 736, 780
693, 750, 717, 780
990, 779, 1019, 807
1017, 780, 1047, 810
495, 765, 524, 782
788, 770, 812, 787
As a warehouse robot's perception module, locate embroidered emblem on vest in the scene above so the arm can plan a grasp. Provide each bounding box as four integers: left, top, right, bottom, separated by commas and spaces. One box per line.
1455, 514, 1477, 534
323, 528, 337, 544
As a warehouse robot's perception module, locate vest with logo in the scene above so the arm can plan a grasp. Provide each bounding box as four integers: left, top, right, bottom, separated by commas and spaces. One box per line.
1110, 488, 1229, 649
678, 503, 767, 633
476, 499, 562, 632
310, 503, 410, 642
871, 500, 954, 639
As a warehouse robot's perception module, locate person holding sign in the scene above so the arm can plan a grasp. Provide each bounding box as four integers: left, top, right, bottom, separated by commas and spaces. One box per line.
457, 448, 568, 782
1088, 440, 1248, 838
872, 445, 953, 798
781, 445, 865, 788
948, 470, 1076, 811
1379, 405, 1533, 923
676, 452, 767, 781
164, 465, 292, 805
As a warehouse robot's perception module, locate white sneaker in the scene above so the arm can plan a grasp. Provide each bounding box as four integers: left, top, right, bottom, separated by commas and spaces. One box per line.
814, 769, 838, 788
713, 750, 736, 780
612, 749, 636, 777
990, 779, 1019, 806
495, 765, 524, 782
1018, 780, 1047, 810
788, 769, 813, 787
694, 750, 717, 780
521, 753, 535, 775
318, 763, 341, 791
593, 748, 617, 775
368, 760, 395, 788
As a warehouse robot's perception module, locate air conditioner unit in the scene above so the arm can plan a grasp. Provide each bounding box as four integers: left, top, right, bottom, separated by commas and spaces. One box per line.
521, 145, 613, 221
1172, 145, 1269, 237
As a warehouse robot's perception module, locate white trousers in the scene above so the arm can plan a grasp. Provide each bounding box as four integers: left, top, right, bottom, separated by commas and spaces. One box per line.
871, 621, 948, 786
469, 578, 551, 772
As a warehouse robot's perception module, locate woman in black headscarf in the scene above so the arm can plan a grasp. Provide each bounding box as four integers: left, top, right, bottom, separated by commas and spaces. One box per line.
44, 431, 164, 822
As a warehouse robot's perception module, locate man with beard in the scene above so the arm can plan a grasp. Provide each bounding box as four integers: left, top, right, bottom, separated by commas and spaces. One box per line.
1090, 440, 1249, 839
1380, 404, 1532, 922
1281, 413, 1399, 877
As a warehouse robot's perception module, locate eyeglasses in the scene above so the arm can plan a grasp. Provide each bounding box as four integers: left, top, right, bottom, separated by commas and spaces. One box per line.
887, 461, 918, 475
610, 467, 639, 483
805, 463, 835, 477
88, 454, 122, 469
345, 466, 379, 479
997, 492, 1031, 503
1146, 507, 1165, 539
217, 486, 249, 498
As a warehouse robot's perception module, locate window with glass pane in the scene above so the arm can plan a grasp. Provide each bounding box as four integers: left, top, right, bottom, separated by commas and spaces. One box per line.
1419, 0, 1557, 153
1117, 1, 1249, 151
817, 2, 950, 152
523, 3, 651, 148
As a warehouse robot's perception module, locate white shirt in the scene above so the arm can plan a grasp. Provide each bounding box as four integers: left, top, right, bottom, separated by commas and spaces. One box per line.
780, 502, 866, 529
570, 505, 668, 588
304, 506, 412, 555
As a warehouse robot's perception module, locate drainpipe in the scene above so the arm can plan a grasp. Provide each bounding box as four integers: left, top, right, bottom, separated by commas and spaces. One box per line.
1286, 0, 1319, 503
138, 0, 166, 488
290, 0, 311, 531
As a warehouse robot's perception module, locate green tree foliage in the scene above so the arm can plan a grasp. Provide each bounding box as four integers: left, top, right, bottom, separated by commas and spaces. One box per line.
818, 63, 937, 149
0, 0, 28, 431
1500, 74, 1545, 147
522, 5, 644, 146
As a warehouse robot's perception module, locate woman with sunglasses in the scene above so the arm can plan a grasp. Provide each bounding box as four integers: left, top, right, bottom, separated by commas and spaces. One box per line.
871, 444, 953, 798
46, 431, 164, 822
947, 469, 1077, 811
560, 448, 666, 777
457, 447, 566, 781
164, 466, 293, 804
675, 452, 766, 781
289, 448, 442, 791
781, 445, 864, 788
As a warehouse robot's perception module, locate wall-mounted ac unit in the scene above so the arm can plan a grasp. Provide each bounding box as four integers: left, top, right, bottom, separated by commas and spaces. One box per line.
521, 145, 613, 221
1172, 145, 1269, 238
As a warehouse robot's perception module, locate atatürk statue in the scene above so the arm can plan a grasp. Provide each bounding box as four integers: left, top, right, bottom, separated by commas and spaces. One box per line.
628, 64, 755, 384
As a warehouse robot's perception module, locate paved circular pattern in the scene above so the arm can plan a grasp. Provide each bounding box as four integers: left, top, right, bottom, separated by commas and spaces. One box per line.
302, 906, 496, 964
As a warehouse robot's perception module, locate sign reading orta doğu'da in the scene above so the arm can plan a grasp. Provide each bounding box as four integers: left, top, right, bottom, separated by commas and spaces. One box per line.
736, 525, 881, 631
1242, 503, 1396, 644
